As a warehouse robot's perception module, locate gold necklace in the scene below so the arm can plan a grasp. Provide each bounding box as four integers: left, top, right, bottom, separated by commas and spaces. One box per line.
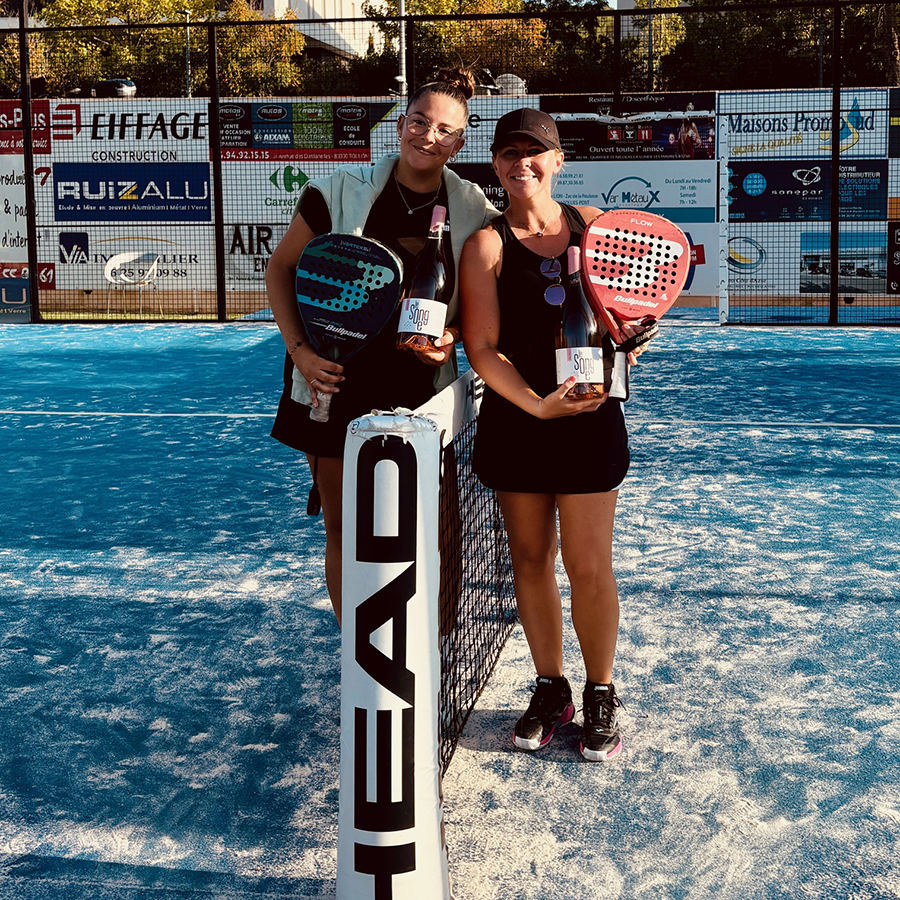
508, 202, 559, 237
394, 172, 441, 215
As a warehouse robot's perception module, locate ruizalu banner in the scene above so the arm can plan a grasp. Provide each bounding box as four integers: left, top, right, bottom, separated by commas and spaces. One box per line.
52, 162, 212, 222
727, 160, 887, 222
718, 89, 887, 159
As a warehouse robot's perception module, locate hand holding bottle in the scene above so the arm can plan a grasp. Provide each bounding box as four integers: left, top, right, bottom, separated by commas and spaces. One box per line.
397, 206, 451, 361
532, 376, 605, 419
555, 245, 606, 401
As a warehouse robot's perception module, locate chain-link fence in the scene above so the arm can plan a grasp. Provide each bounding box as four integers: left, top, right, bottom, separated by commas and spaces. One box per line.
2, 0, 898, 324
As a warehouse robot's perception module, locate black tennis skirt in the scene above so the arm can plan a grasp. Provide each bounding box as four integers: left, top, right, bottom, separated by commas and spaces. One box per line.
472, 388, 629, 494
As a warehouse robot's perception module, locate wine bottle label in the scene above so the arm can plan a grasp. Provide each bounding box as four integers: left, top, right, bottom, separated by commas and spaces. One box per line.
398, 297, 447, 339
556, 347, 603, 384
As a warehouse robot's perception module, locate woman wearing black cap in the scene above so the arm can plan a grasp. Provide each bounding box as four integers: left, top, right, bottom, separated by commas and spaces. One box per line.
460, 107, 629, 762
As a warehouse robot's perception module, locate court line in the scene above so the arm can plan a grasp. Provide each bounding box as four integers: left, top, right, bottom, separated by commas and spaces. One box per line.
1, 409, 899, 429
0, 409, 273, 419
632, 419, 900, 430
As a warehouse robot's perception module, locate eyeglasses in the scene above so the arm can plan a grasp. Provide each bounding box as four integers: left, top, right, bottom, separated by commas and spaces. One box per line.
541, 257, 565, 305
403, 114, 463, 147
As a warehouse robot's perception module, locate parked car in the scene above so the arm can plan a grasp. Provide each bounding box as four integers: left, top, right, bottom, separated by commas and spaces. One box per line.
90, 78, 137, 98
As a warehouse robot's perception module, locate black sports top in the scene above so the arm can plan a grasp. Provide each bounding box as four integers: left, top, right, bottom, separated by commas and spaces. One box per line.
472, 204, 630, 494
270, 173, 455, 458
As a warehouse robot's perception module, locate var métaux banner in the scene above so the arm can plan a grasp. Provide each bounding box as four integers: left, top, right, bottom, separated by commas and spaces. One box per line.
454, 92, 721, 297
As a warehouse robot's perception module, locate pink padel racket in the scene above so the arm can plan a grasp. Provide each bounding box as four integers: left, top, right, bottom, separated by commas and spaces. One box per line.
580, 210, 690, 399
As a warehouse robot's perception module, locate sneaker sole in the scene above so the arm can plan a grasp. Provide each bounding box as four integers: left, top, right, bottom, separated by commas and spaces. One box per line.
513, 703, 575, 751
579, 736, 623, 762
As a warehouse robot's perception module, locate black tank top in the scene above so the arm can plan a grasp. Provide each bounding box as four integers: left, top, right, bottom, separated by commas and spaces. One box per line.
492, 204, 588, 397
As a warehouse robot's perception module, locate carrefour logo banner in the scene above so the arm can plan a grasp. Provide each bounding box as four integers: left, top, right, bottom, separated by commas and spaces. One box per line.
719, 89, 887, 159
53, 162, 212, 222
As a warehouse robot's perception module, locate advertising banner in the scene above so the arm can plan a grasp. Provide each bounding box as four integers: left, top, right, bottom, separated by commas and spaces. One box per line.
0, 99, 53, 155
541, 92, 716, 162
1, 153, 27, 262
218, 100, 375, 162
221, 159, 315, 223
727, 224, 801, 295
799, 228, 887, 294
718, 89, 887, 159
52, 162, 212, 222
218, 99, 398, 288
887, 221, 900, 292
727, 160, 887, 222
225, 222, 288, 285
0, 276, 30, 322
339, 413, 449, 900
53, 225, 214, 291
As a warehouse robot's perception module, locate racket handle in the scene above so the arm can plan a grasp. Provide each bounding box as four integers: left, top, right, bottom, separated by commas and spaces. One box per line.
309, 391, 332, 423
608, 351, 628, 400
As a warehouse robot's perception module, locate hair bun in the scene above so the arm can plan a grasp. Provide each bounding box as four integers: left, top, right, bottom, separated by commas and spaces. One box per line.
435, 66, 475, 101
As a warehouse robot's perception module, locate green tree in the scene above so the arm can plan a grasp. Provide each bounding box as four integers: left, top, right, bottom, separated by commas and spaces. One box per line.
39, 0, 218, 96
216, 0, 305, 96
362, 0, 550, 94
37, 0, 305, 97
522, 0, 620, 94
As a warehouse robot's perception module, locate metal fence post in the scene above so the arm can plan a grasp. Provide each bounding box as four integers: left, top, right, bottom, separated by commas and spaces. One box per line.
828, 0, 841, 325
17, 0, 41, 322
613, 11, 622, 117
207, 23, 228, 322
405, 17, 416, 97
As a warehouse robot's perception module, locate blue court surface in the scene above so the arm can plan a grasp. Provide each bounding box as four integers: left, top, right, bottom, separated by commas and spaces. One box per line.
0, 312, 898, 900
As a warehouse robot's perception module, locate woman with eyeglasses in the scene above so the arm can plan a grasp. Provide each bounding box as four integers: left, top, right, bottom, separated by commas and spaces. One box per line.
266, 67, 497, 625
460, 108, 631, 762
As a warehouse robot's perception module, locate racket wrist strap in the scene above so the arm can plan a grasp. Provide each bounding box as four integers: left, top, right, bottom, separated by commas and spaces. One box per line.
307, 455, 322, 517
615, 318, 658, 355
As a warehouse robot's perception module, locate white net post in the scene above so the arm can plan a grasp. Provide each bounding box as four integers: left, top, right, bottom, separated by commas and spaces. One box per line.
337, 409, 451, 900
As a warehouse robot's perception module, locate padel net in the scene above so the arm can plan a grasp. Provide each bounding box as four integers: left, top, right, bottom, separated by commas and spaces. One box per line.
337, 369, 517, 900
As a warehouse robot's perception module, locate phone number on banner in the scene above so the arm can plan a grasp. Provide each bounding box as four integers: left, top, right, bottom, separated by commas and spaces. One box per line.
219, 148, 371, 162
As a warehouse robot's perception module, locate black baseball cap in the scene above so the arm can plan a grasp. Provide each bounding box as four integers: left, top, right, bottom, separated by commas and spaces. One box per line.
490, 108, 561, 152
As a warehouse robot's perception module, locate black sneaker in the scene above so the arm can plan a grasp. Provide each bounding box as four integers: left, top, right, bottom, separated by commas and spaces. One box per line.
580, 681, 623, 761
513, 676, 575, 751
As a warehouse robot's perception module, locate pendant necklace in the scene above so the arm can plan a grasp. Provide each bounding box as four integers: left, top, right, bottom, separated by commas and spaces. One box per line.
395, 171, 441, 215
510, 201, 558, 237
